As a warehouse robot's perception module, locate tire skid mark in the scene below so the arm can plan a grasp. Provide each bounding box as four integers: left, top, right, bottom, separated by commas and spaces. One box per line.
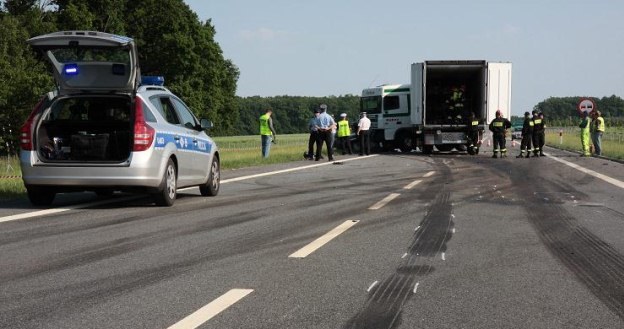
523, 189, 624, 319
344, 160, 454, 329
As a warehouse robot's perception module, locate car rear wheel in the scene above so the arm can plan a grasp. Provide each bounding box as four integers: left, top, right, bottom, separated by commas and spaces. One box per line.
200, 157, 220, 196
26, 185, 56, 206
154, 158, 177, 206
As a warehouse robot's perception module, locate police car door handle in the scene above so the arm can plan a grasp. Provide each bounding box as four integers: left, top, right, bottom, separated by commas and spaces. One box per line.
174, 135, 180, 141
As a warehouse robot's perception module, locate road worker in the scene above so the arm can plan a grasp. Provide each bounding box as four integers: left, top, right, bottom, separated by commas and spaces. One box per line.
488, 110, 511, 158
337, 113, 353, 155
532, 111, 545, 156
516, 111, 534, 158
579, 111, 591, 156
465, 112, 480, 155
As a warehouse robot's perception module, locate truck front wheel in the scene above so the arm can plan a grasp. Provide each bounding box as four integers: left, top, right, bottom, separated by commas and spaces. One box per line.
397, 132, 415, 153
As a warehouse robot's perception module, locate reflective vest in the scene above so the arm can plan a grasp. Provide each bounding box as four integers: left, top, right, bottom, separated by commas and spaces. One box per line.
259, 114, 272, 135
596, 117, 605, 132
337, 119, 350, 137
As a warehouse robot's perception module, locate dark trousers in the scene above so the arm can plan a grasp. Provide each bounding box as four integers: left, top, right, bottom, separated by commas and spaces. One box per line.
359, 130, 370, 155
316, 130, 333, 160
307, 131, 318, 157
532, 131, 544, 155
520, 133, 532, 154
339, 136, 352, 154
493, 133, 506, 154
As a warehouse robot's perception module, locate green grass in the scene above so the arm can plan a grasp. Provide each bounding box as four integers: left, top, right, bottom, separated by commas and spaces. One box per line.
0, 155, 25, 200
545, 128, 624, 160
0, 134, 312, 201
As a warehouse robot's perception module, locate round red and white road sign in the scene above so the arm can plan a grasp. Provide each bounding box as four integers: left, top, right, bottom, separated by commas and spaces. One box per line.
577, 98, 595, 115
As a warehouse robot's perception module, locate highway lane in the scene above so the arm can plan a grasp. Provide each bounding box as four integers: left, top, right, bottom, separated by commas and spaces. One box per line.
1, 148, 624, 328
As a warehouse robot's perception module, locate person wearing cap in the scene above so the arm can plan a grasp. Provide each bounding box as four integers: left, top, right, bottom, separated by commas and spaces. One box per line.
337, 113, 353, 155
357, 112, 371, 155
532, 111, 545, 156
488, 109, 511, 158
516, 111, 534, 158
314, 104, 336, 161
259, 108, 277, 158
305, 109, 321, 160
579, 111, 591, 156
590, 110, 605, 156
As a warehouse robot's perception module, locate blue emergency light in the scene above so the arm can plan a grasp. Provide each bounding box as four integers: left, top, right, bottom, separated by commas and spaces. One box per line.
141, 76, 165, 86
63, 63, 79, 75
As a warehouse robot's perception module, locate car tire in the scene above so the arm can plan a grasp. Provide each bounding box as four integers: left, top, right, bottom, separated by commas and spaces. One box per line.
26, 185, 56, 206
154, 158, 177, 206
200, 157, 220, 197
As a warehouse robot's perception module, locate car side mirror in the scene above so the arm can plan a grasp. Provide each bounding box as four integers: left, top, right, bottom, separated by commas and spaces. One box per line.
200, 119, 213, 130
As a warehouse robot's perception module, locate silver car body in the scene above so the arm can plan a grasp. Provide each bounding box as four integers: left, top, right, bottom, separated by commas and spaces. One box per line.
20, 31, 219, 205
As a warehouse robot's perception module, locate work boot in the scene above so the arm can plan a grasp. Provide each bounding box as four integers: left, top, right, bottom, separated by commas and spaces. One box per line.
525, 154, 530, 158
540, 152, 545, 157
516, 154, 523, 158
492, 154, 498, 158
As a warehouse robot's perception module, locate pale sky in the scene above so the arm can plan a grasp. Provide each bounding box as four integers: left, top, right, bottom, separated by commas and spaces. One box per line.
184, 0, 624, 116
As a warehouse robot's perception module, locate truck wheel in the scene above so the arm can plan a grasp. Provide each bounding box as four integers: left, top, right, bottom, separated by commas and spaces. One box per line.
397, 132, 415, 153
436, 144, 453, 152
422, 145, 434, 154
455, 144, 467, 152
154, 158, 177, 206
200, 157, 220, 196
26, 185, 56, 206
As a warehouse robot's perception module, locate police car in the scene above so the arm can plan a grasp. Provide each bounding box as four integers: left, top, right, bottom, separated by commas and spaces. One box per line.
19, 31, 220, 206
511, 126, 523, 140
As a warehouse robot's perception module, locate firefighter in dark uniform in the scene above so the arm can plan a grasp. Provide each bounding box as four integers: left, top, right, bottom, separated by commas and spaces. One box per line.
465, 112, 480, 155
532, 111, 545, 156
488, 110, 511, 158
516, 111, 534, 158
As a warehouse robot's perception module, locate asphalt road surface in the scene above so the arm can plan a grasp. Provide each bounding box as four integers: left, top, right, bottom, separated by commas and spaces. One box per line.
1, 146, 624, 329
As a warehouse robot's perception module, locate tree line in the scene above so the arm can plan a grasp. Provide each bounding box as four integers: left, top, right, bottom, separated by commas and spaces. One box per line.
1, 1, 623, 156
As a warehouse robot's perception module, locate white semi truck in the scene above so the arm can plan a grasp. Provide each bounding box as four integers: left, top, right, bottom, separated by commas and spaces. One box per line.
360, 60, 512, 154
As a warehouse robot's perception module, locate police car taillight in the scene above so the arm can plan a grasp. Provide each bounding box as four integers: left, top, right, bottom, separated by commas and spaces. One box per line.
19, 96, 47, 151
133, 100, 154, 151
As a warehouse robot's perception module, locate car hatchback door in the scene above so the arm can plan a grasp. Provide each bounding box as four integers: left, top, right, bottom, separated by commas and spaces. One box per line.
27, 31, 140, 95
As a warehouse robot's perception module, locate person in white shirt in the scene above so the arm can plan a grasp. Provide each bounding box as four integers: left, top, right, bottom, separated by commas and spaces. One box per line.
357, 112, 371, 155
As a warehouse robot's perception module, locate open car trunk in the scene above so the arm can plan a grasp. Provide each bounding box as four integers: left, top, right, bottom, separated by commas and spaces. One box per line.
36, 95, 133, 162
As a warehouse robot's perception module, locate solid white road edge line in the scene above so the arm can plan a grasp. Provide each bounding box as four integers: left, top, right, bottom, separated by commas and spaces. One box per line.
0, 156, 379, 223
423, 171, 435, 177
0, 196, 139, 223
367, 281, 379, 292
546, 153, 624, 189
289, 220, 359, 258
369, 193, 400, 210
403, 179, 422, 190
167, 289, 253, 329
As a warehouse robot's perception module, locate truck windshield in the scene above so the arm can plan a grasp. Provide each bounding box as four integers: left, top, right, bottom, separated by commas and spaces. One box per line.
360, 96, 381, 114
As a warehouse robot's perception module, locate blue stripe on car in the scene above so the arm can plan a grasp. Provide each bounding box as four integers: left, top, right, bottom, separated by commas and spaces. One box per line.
154, 133, 213, 154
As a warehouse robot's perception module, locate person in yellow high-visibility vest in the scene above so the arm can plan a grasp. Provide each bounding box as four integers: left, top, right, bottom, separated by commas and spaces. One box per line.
579, 111, 591, 157
590, 110, 605, 156
337, 113, 353, 155
259, 108, 277, 158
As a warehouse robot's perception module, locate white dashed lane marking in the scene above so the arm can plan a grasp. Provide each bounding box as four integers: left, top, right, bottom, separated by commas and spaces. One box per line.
167, 289, 253, 329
